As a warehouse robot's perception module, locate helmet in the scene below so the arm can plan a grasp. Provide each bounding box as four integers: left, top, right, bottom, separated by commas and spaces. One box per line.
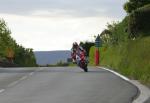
73, 42, 78, 48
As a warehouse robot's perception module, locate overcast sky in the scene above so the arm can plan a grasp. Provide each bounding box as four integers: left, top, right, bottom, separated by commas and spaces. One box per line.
0, 0, 126, 51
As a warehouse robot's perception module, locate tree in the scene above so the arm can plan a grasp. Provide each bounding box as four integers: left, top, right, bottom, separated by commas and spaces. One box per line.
124, 0, 150, 13
79, 41, 95, 56
0, 19, 15, 58
100, 18, 129, 45
128, 4, 150, 38
100, 29, 112, 44
0, 19, 37, 67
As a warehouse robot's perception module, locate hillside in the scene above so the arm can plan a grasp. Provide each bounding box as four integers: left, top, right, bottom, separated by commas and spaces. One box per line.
34, 50, 71, 66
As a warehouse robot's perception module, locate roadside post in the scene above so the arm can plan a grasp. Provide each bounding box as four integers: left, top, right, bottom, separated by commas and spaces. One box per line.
95, 35, 101, 66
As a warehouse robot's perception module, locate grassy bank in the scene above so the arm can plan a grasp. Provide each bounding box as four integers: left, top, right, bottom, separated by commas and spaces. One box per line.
89, 36, 150, 87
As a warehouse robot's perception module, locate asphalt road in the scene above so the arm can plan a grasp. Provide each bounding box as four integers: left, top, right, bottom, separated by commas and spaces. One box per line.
0, 67, 138, 103
144, 97, 150, 103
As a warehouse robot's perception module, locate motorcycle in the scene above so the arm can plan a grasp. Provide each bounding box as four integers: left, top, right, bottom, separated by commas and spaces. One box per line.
75, 51, 88, 72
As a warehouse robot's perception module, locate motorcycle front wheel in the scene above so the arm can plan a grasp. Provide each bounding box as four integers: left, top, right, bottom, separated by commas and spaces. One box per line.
83, 67, 88, 72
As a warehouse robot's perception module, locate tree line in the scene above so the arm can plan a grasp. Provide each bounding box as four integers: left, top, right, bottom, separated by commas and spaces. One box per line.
0, 19, 37, 67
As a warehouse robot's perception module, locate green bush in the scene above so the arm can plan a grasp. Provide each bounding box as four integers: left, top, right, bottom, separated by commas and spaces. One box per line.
56, 61, 69, 66
80, 41, 95, 56
101, 17, 129, 45
123, 0, 150, 13
89, 46, 95, 65
128, 4, 150, 38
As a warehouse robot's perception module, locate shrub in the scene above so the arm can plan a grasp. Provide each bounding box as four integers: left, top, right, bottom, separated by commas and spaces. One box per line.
128, 4, 150, 38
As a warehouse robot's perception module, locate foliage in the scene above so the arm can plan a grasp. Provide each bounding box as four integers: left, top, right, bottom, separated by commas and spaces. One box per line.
128, 4, 150, 38
123, 0, 150, 13
56, 60, 69, 66
0, 19, 16, 58
89, 46, 95, 65
100, 29, 112, 44
44, 61, 69, 67
14, 45, 37, 67
79, 41, 95, 56
100, 17, 129, 45
0, 19, 37, 67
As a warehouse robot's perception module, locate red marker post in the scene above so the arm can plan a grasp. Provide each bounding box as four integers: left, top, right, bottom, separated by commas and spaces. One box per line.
95, 48, 99, 65
95, 35, 101, 66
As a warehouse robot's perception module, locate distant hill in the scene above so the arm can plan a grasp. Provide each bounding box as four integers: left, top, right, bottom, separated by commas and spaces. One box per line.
34, 50, 71, 65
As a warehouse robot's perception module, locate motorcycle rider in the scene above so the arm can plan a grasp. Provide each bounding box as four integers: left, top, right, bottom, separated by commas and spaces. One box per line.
71, 42, 86, 66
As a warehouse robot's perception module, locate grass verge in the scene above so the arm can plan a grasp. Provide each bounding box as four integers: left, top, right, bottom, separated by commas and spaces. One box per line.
89, 36, 150, 87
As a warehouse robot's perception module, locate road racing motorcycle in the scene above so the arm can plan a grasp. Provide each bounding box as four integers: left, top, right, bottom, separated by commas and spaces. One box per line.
75, 51, 88, 72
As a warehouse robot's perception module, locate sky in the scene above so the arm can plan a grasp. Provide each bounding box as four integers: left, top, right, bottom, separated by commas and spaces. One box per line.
0, 0, 126, 51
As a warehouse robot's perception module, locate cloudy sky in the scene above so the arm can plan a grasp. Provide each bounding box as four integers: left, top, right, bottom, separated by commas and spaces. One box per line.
0, 0, 126, 51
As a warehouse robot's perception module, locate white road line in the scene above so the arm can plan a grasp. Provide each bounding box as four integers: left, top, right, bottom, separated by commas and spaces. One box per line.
6, 71, 35, 90
8, 76, 28, 87
7, 80, 19, 87
19, 76, 28, 81
100, 67, 130, 81
0, 89, 5, 93
29, 72, 34, 76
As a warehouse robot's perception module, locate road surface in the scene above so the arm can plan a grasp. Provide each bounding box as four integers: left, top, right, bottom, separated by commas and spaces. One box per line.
0, 67, 138, 103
